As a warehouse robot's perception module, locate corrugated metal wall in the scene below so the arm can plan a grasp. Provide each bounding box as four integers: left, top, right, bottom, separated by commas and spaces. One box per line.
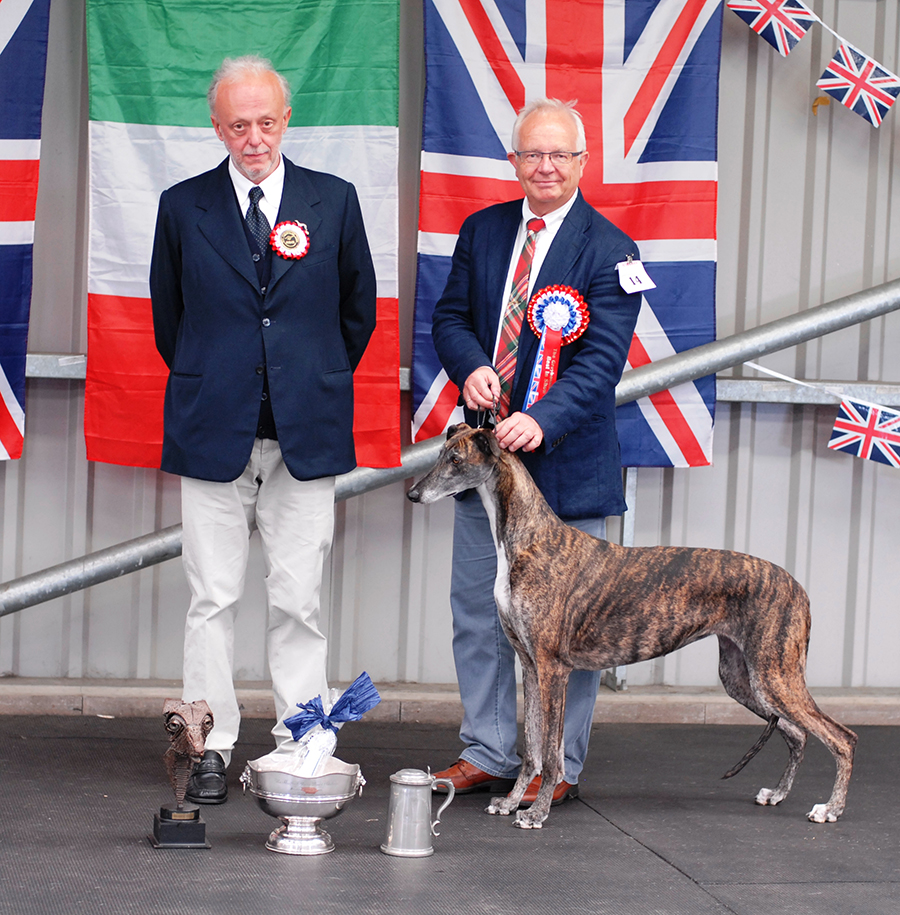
2, 0, 899, 690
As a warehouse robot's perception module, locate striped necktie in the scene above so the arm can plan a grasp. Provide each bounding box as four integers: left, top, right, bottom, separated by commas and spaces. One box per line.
495, 217, 545, 417
246, 186, 271, 252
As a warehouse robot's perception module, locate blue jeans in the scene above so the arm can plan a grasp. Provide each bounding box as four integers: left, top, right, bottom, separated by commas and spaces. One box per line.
450, 492, 604, 784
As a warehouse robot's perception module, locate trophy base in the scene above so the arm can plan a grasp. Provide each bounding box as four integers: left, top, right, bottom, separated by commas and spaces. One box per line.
149, 804, 210, 849
380, 843, 435, 857
265, 816, 334, 855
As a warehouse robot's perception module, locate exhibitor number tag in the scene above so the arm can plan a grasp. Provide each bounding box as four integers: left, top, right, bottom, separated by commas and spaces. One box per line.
616, 257, 656, 293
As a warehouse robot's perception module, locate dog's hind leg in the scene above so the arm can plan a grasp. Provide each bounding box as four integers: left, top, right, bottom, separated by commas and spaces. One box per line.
763, 686, 857, 823
754, 717, 807, 808
739, 624, 857, 823
717, 637, 807, 808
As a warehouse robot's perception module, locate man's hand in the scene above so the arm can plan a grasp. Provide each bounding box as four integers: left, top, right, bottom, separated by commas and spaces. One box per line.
462, 366, 501, 411
495, 412, 543, 453
462, 368, 543, 451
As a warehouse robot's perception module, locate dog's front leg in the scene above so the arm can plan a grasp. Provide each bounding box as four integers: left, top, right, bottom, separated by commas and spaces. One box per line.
514, 664, 568, 829
487, 649, 541, 817
489, 767, 535, 817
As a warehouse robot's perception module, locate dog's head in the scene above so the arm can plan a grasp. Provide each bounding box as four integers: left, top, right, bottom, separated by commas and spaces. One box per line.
407, 423, 503, 504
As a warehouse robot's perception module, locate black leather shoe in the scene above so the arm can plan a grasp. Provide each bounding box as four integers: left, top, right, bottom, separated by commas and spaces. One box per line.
185, 750, 227, 804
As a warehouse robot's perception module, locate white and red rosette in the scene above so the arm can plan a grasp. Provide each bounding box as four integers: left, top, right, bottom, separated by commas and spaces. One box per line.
270, 221, 310, 259
524, 285, 589, 408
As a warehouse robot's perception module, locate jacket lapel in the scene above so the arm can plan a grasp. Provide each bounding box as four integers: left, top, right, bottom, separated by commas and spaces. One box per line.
482, 204, 521, 350
268, 159, 324, 293
196, 160, 259, 289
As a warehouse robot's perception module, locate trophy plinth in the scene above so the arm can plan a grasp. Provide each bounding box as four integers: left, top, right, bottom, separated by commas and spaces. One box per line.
149, 804, 210, 849
149, 699, 215, 849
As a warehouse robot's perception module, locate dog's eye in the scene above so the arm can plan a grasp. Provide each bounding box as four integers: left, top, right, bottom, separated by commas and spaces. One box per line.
450, 455, 460, 465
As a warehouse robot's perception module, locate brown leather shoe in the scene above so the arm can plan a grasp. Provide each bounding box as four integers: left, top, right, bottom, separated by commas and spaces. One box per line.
517, 776, 579, 807
432, 759, 516, 794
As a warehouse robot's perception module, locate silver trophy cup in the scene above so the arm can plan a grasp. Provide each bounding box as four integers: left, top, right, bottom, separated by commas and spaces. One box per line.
380, 768, 455, 857
241, 757, 365, 855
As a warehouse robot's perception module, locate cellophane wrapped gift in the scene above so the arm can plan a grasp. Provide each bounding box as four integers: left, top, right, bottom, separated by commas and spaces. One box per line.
250, 672, 380, 775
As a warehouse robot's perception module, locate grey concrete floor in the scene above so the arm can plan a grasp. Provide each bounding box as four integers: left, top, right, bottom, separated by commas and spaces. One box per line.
0, 715, 897, 915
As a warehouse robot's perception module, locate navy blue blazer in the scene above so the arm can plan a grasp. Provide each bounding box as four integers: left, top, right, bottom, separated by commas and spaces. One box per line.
432, 193, 641, 520
150, 156, 376, 483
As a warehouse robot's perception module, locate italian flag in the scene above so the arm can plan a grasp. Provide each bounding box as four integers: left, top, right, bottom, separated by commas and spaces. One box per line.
85, 0, 401, 469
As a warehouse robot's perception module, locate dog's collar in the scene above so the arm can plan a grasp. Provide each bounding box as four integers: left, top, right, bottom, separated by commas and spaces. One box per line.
475, 404, 499, 430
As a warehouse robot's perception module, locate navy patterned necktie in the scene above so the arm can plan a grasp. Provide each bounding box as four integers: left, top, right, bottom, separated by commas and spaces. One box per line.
246, 186, 271, 252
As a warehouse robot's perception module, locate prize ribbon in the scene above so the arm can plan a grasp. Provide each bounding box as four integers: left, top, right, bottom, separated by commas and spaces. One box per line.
270, 220, 310, 259
525, 285, 589, 409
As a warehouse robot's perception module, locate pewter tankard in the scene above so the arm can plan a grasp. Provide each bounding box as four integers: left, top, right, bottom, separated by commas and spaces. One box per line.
380, 768, 455, 857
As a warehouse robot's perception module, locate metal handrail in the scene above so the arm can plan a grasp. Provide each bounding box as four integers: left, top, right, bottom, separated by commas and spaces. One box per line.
2, 276, 899, 618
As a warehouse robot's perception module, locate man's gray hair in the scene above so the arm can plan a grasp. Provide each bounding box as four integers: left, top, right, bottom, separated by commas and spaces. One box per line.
208, 55, 291, 115
511, 98, 586, 151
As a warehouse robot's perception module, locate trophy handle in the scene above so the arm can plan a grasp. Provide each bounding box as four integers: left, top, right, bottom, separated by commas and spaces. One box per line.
430, 778, 455, 836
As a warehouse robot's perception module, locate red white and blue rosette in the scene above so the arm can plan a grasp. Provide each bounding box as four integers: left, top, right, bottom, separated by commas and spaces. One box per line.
270, 220, 310, 259
524, 285, 589, 409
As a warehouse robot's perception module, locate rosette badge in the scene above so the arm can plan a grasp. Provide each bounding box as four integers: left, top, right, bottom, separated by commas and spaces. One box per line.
270, 221, 310, 260
525, 285, 589, 409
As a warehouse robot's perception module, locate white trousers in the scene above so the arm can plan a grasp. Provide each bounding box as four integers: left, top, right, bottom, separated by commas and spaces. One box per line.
180, 439, 335, 767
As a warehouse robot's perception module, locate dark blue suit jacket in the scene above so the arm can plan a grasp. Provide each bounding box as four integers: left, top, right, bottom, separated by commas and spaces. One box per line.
432, 193, 641, 520
150, 156, 376, 482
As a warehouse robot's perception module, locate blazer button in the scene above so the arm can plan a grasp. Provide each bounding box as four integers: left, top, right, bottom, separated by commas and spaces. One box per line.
256, 365, 264, 375
262, 317, 271, 327
261, 392, 268, 401
252, 253, 261, 262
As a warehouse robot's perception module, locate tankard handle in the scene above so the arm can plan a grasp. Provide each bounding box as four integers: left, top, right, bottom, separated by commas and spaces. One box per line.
430, 778, 455, 836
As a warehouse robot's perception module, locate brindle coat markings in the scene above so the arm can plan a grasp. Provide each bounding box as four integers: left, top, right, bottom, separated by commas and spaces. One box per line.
407, 424, 857, 830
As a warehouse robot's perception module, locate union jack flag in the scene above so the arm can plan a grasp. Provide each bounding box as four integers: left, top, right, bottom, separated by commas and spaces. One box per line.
725, 0, 816, 57
412, 0, 722, 467
0, 0, 51, 461
828, 399, 900, 468
817, 43, 900, 128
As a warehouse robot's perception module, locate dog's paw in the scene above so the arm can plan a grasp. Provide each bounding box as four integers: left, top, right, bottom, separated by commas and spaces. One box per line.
513, 809, 545, 829
807, 803, 839, 824
486, 797, 515, 816
755, 788, 783, 806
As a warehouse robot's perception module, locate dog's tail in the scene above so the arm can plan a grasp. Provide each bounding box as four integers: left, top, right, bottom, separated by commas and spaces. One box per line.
721, 716, 779, 779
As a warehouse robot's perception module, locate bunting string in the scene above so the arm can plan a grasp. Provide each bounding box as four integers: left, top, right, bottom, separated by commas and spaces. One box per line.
743, 362, 900, 469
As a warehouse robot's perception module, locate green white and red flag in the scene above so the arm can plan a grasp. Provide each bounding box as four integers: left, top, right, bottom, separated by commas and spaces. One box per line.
85, 0, 400, 469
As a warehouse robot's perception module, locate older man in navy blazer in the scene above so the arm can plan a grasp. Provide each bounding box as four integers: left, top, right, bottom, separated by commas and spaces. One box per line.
150, 56, 376, 803
431, 99, 641, 806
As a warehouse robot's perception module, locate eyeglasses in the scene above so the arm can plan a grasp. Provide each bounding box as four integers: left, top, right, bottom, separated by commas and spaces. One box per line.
514, 150, 584, 166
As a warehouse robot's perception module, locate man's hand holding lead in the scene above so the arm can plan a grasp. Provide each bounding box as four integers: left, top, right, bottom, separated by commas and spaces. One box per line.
463, 366, 502, 411
495, 412, 543, 453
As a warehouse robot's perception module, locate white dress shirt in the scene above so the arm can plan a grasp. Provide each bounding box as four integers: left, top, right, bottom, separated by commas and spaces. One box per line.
492, 190, 580, 363
228, 155, 285, 229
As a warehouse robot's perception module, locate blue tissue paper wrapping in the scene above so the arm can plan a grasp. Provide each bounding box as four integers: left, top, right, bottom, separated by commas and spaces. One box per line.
284, 671, 381, 740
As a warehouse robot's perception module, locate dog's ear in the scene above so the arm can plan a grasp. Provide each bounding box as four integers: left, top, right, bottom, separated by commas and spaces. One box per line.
472, 429, 501, 457
447, 423, 472, 440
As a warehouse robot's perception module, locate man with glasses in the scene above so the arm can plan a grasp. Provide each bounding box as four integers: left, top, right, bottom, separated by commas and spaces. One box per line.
431, 98, 641, 806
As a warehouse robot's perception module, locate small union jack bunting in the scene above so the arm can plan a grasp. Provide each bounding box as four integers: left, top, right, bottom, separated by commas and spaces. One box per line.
817, 43, 900, 127
828, 399, 900, 468
726, 0, 817, 57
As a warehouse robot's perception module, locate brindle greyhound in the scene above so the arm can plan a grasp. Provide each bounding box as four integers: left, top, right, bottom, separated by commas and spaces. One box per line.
407, 424, 857, 830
